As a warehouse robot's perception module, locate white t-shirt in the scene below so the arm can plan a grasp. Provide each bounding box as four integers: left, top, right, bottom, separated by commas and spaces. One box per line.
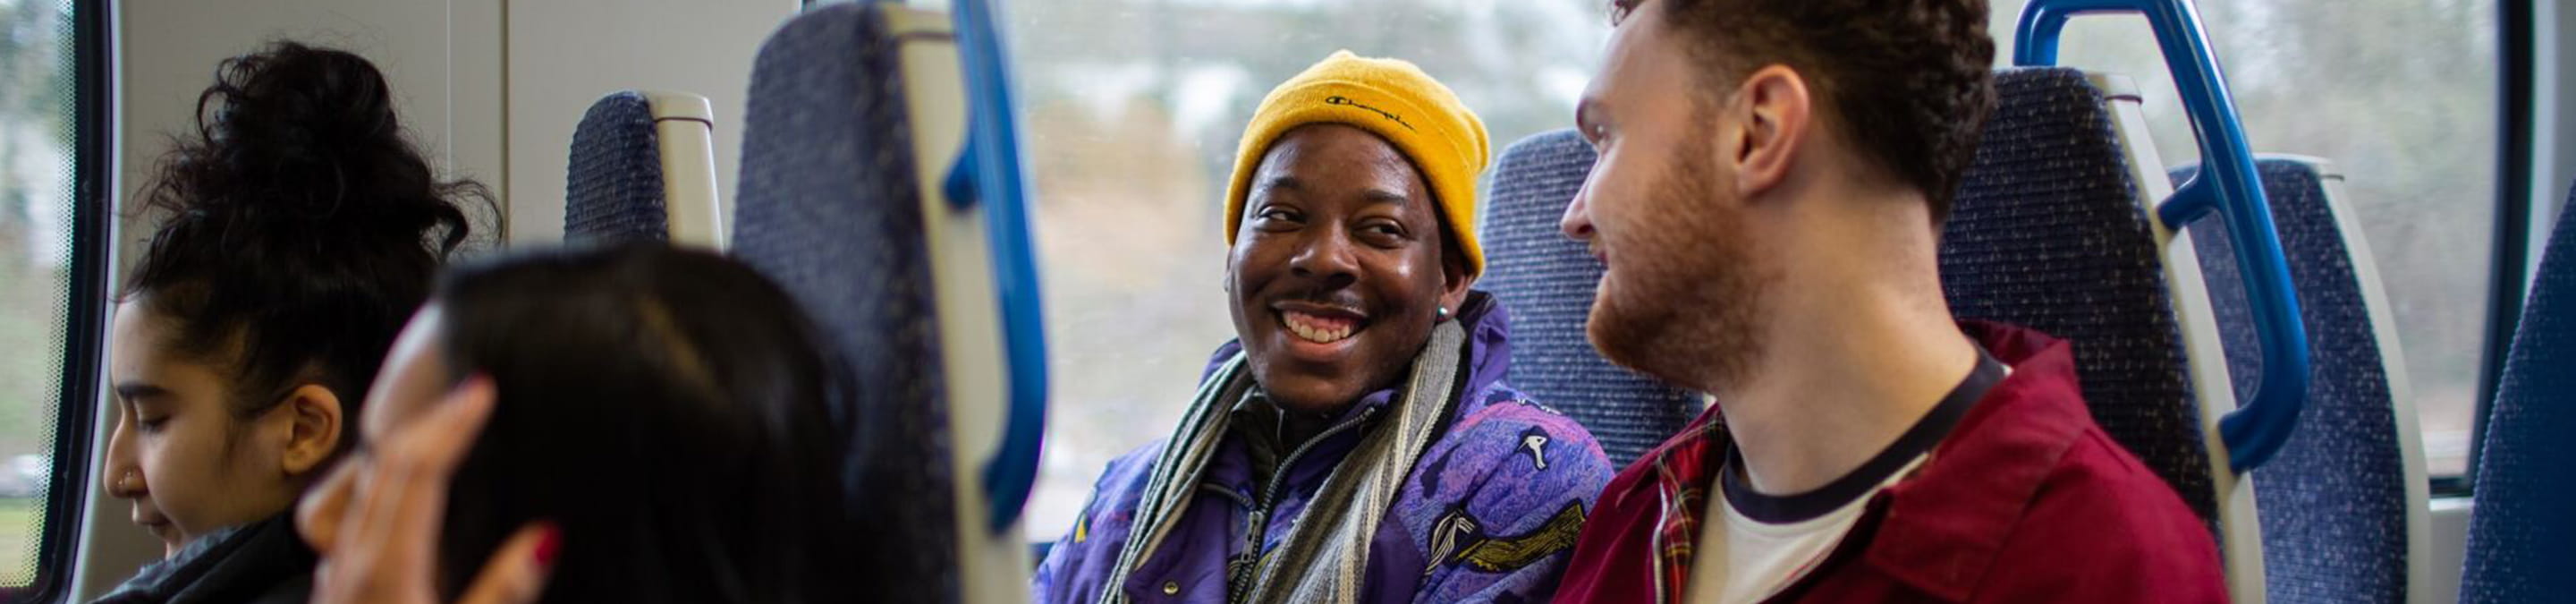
1680, 455, 1928, 603
1680, 343, 2010, 603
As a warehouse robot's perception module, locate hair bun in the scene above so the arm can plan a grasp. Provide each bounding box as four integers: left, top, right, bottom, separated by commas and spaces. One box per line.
209, 43, 399, 158
124, 41, 492, 421
151, 41, 479, 252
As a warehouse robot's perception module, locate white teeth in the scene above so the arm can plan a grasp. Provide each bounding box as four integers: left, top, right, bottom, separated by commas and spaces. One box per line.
1284, 312, 1356, 344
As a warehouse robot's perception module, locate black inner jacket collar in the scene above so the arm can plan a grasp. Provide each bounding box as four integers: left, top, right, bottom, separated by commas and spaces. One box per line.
92, 512, 314, 604
1718, 340, 2010, 524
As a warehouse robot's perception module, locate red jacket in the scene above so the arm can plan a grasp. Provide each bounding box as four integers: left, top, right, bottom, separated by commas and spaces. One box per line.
1552, 321, 2227, 603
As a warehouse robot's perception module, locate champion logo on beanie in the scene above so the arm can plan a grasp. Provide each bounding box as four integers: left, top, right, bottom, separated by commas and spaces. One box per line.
1326, 95, 1416, 132
1223, 50, 1493, 277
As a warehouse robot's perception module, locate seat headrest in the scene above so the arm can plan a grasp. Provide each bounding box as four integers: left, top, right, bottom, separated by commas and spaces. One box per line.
1478, 128, 1700, 466
565, 90, 669, 242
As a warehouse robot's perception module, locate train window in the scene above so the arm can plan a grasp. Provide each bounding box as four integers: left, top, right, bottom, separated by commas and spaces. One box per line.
1006, 0, 1611, 539
0, 0, 96, 596
1012, 0, 2498, 539
1990, 0, 2499, 478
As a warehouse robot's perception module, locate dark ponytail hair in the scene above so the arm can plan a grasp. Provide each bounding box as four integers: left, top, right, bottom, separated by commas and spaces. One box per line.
123, 41, 491, 437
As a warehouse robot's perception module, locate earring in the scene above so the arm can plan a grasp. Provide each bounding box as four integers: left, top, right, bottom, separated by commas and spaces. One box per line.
1436, 306, 1451, 320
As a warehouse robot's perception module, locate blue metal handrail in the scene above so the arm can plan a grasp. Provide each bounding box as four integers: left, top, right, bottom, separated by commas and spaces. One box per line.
945, 0, 1051, 532
2016, 0, 2309, 472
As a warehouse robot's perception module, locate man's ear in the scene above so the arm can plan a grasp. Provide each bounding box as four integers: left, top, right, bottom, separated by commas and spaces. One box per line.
1729, 64, 1814, 200
1438, 242, 1474, 320
275, 383, 343, 477
1222, 250, 1239, 295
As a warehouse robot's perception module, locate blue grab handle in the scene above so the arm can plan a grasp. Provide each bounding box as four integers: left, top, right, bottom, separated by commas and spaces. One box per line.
2016, 0, 2309, 472
945, 0, 1049, 532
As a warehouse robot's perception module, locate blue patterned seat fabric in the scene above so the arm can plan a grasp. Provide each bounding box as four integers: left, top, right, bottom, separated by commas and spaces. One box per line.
1940, 67, 2217, 523
728, 4, 957, 602
564, 90, 669, 242
2176, 159, 2410, 603
1479, 129, 1701, 466
2461, 183, 2576, 603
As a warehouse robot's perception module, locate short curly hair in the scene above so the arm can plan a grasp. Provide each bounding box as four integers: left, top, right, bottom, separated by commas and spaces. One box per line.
1614, 0, 1996, 223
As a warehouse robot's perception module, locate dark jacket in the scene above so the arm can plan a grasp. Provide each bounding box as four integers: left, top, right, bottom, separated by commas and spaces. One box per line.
92, 513, 313, 604
1552, 321, 2227, 603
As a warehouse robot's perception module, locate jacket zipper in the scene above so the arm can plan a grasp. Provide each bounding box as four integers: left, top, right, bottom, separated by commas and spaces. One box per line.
1225, 405, 1381, 602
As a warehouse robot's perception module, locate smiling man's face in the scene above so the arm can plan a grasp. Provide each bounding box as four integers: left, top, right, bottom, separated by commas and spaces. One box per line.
1224, 123, 1468, 415
1560, 0, 1779, 392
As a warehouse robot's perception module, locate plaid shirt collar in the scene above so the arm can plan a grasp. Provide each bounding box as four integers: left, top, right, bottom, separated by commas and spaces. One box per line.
1645, 402, 1729, 603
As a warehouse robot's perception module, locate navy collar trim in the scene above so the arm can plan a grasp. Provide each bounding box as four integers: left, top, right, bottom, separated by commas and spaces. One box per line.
1719, 341, 2009, 524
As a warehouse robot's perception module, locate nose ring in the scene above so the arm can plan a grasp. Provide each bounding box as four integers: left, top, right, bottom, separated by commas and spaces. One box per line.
115, 469, 140, 493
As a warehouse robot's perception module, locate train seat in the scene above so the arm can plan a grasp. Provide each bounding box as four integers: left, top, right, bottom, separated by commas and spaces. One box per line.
1945, 67, 2220, 523
729, 4, 963, 601
2460, 182, 2576, 603
2176, 157, 2432, 603
564, 89, 727, 248
730, 3, 1046, 602
1943, 60, 2302, 600
1478, 128, 1701, 467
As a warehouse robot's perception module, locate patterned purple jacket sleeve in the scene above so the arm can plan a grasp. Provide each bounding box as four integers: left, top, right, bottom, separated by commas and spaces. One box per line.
1396, 387, 1614, 604
1031, 441, 1163, 604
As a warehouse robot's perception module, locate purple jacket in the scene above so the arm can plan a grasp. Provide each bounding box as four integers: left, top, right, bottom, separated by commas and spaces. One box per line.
1033, 293, 1614, 604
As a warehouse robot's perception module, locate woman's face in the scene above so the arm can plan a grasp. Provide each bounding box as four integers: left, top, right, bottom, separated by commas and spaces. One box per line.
104, 300, 319, 556
1224, 124, 1472, 416
296, 306, 451, 557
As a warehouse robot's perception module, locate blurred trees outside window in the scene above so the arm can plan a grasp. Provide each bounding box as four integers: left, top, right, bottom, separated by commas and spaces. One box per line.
1006, 0, 2499, 540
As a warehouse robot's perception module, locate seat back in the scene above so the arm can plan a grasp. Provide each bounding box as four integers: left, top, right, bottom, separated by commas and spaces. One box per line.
1951, 64, 2311, 600
730, 5, 960, 602
732, 4, 1043, 602
2180, 157, 2431, 603
1478, 129, 1699, 466
1976, 5, 2320, 598
2461, 183, 2576, 603
565, 90, 726, 248
1945, 67, 2218, 523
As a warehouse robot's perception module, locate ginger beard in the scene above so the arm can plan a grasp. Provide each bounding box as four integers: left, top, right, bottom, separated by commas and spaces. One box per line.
1585, 129, 1777, 395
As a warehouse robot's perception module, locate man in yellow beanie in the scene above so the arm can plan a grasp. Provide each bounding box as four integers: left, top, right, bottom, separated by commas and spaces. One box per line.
1033, 50, 1613, 604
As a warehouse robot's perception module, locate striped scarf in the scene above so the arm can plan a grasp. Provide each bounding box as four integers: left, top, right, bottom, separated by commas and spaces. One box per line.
1096, 320, 1467, 604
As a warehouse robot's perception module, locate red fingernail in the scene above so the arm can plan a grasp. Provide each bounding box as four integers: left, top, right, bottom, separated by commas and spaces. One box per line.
534, 523, 562, 567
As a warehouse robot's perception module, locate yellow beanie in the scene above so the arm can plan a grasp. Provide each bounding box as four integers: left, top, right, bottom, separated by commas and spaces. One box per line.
1224, 50, 1494, 277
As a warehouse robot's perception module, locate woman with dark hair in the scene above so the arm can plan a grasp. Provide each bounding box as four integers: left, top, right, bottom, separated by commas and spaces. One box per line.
295, 243, 862, 604
97, 42, 487, 603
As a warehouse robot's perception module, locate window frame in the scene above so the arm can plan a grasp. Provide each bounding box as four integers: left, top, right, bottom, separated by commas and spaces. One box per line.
2453, 0, 2538, 498
6, 0, 115, 600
